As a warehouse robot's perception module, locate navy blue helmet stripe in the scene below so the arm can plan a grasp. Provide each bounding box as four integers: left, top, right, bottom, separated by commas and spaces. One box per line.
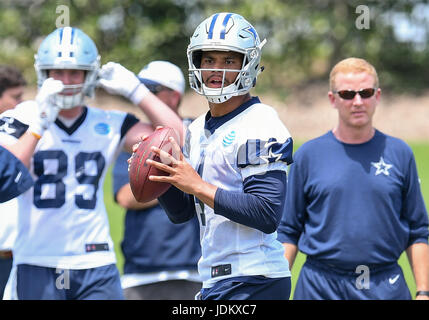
207, 13, 219, 39
59, 28, 64, 44
220, 13, 233, 39
70, 27, 75, 44
245, 26, 258, 40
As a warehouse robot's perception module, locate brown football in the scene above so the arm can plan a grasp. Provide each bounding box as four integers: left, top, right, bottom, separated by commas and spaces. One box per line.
128, 127, 177, 202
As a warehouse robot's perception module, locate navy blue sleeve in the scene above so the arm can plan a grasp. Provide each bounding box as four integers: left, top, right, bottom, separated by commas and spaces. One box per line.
277, 160, 305, 245
214, 170, 287, 234
120, 113, 139, 139
112, 151, 132, 202
158, 186, 197, 224
0, 146, 34, 203
403, 153, 429, 246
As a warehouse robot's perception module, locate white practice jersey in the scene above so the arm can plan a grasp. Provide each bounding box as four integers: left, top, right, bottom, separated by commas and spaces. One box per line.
185, 100, 292, 288
0, 199, 18, 251
0, 101, 137, 269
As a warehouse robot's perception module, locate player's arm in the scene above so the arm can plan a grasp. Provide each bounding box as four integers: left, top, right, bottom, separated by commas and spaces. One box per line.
144, 136, 212, 223
283, 243, 299, 269
98, 62, 184, 147
0, 78, 63, 167
147, 136, 217, 206
0, 145, 34, 203
277, 154, 307, 266
148, 137, 288, 233
403, 152, 429, 299
116, 184, 158, 210
2, 131, 40, 167
112, 151, 158, 210
406, 242, 429, 300
158, 186, 198, 224
122, 122, 154, 154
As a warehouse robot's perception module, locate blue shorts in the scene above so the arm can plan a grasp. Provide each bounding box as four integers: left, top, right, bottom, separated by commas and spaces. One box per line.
200, 276, 291, 300
0, 257, 13, 297
16, 263, 124, 300
294, 258, 411, 300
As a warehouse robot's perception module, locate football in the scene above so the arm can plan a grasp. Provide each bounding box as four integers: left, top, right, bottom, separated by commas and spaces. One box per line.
128, 127, 177, 202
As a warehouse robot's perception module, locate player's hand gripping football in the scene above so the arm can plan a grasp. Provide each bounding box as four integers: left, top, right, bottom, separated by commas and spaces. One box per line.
28, 77, 64, 138
144, 135, 218, 208
98, 62, 149, 105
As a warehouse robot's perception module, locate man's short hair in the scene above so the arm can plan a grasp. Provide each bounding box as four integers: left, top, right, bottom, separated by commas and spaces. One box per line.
329, 58, 379, 91
0, 65, 27, 96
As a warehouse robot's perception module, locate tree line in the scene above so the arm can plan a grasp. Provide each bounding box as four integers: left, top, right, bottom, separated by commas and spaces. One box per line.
1, 0, 429, 96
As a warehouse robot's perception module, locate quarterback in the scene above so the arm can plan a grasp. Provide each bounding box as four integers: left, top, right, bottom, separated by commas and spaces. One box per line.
147, 13, 293, 300
0, 27, 183, 299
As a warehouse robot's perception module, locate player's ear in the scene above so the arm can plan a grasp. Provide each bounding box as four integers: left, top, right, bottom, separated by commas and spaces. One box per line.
328, 91, 336, 108
375, 88, 381, 102
171, 91, 182, 111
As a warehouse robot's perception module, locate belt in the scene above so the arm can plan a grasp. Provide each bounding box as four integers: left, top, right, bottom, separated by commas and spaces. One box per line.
0, 250, 13, 259
306, 256, 397, 276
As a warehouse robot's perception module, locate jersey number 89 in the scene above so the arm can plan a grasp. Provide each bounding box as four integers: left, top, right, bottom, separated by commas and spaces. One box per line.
33, 150, 105, 209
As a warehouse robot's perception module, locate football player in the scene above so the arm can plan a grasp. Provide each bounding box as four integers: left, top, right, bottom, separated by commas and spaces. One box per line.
0, 27, 183, 300
0, 65, 28, 298
0, 130, 40, 202
0, 65, 26, 114
0, 83, 62, 202
112, 61, 201, 300
144, 13, 293, 300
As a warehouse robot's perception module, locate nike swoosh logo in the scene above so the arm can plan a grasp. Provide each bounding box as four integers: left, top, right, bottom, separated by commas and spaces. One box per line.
389, 275, 400, 284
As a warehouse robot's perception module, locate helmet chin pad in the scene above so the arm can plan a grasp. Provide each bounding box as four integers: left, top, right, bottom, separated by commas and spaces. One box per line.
51, 84, 86, 109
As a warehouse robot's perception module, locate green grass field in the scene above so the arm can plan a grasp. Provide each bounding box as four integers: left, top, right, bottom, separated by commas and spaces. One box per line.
104, 142, 429, 299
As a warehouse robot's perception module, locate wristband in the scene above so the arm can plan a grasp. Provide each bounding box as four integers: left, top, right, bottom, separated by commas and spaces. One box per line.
30, 131, 42, 140
416, 291, 429, 297
129, 83, 150, 105
28, 123, 44, 140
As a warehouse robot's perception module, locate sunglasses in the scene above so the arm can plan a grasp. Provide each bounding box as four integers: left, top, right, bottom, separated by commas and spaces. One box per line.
333, 88, 377, 100
145, 83, 173, 95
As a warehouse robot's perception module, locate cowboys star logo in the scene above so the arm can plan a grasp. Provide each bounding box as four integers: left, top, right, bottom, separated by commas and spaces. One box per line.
371, 156, 393, 176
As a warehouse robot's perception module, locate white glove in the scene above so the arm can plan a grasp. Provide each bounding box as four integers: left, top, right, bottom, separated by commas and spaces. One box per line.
98, 62, 149, 105
28, 78, 64, 138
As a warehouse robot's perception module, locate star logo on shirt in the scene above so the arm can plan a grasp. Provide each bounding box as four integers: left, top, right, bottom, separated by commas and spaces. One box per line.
371, 156, 393, 176
260, 141, 282, 164
0, 118, 17, 135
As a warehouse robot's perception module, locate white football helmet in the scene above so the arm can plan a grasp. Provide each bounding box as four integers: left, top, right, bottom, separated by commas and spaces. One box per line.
34, 27, 100, 109
187, 13, 266, 103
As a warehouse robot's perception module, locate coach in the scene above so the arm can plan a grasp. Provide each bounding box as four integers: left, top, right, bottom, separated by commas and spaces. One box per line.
278, 57, 429, 300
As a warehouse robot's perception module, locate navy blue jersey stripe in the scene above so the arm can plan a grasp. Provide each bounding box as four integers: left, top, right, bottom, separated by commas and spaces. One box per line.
120, 113, 139, 140
237, 137, 294, 168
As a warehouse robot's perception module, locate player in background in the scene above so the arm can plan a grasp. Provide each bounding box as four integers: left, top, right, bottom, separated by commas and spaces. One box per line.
142, 13, 293, 300
278, 57, 429, 300
113, 61, 201, 300
0, 27, 183, 300
0, 142, 33, 204
0, 65, 26, 114
0, 65, 28, 297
